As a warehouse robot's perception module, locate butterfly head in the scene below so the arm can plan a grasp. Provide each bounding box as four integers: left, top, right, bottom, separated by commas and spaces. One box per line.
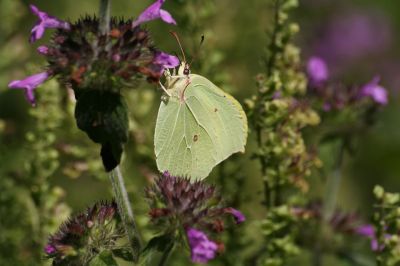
177, 61, 191, 76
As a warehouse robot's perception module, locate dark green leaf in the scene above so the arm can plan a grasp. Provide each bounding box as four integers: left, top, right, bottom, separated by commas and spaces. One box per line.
89, 250, 119, 266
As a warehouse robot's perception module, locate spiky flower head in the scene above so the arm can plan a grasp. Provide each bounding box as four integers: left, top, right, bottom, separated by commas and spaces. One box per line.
9, 2, 179, 106
45, 16, 176, 93
145, 172, 244, 232
145, 172, 245, 263
45, 201, 130, 265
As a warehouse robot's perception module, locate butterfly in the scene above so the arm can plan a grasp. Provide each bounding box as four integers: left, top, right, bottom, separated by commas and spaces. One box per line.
154, 32, 248, 180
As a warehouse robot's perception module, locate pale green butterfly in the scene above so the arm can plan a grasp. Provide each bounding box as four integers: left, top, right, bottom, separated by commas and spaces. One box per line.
154, 33, 248, 180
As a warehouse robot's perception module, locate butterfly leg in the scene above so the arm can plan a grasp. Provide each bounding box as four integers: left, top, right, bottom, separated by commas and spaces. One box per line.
170, 75, 186, 79
159, 81, 171, 96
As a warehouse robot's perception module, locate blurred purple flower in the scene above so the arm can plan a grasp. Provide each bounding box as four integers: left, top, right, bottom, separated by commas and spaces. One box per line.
8, 71, 50, 106
29, 4, 70, 43
356, 224, 390, 251
356, 224, 375, 237
224, 208, 246, 224
154, 52, 180, 70
187, 228, 218, 264
307, 56, 329, 87
314, 12, 392, 68
360, 76, 388, 105
132, 0, 177, 27
355, 224, 379, 251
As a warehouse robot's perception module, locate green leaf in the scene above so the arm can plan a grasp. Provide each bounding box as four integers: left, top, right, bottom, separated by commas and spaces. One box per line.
74, 90, 129, 171
89, 250, 119, 266
112, 248, 134, 262
141, 234, 174, 257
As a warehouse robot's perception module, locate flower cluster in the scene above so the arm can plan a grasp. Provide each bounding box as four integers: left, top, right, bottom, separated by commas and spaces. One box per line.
8, 1, 179, 106
360, 186, 400, 265
45, 201, 128, 265
306, 56, 388, 111
145, 172, 245, 264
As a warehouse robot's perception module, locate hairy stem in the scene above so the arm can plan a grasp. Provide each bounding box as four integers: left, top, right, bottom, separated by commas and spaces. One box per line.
109, 166, 142, 262
99, 0, 111, 35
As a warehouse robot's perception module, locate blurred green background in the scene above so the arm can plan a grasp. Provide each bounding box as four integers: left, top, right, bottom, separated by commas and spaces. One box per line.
0, 0, 399, 265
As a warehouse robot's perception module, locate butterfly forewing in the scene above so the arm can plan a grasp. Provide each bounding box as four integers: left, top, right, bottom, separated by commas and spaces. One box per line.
154, 73, 248, 180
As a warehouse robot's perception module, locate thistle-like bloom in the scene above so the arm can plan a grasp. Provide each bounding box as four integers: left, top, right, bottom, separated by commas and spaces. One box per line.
360, 76, 388, 105
132, 0, 177, 27
145, 172, 245, 263
307, 56, 329, 87
146, 172, 245, 229
187, 228, 218, 264
44, 17, 178, 89
29, 4, 70, 43
45, 201, 128, 265
8, 71, 50, 106
10, 3, 179, 106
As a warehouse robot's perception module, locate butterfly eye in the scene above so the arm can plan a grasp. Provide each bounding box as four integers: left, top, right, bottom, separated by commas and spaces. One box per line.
184, 68, 190, 75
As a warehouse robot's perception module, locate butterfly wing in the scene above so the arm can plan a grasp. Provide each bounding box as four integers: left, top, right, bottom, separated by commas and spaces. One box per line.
154, 74, 248, 180
185, 74, 248, 163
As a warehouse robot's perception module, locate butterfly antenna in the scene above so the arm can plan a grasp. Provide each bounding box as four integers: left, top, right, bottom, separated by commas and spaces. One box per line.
189, 34, 205, 66
170, 31, 186, 63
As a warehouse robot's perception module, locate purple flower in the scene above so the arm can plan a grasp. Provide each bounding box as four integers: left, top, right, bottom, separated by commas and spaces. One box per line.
29, 4, 70, 43
187, 228, 218, 264
8, 71, 50, 106
360, 76, 388, 105
355, 224, 389, 251
224, 208, 246, 224
132, 0, 177, 27
356, 224, 375, 238
154, 52, 180, 69
37, 45, 49, 55
44, 244, 56, 255
307, 56, 329, 87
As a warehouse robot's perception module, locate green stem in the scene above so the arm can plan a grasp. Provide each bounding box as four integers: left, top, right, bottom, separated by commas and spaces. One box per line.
109, 166, 142, 262
322, 141, 345, 221
158, 242, 174, 266
313, 141, 345, 266
99, 0, 111, 35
